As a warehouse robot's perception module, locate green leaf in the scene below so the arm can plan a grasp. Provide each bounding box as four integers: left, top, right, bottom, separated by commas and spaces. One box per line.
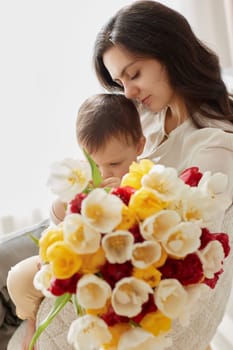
27, 233, 39, 246
29, 293, 71, 350
83, 148, 102, 187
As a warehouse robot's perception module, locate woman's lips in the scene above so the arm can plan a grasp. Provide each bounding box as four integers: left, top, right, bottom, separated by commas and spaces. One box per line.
141, 95, 151, 106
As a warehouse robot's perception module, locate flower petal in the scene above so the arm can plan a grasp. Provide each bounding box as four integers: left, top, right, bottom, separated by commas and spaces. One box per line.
132, 241, 162, 268
118, 327, 172, 350
102, 230, 134, 264
81, 188, 123, 232
154, 279, 188, 319
47, 158, 92, 202
63, 213, 101, 254
67, 315, 111, 350
77, 274, 111, 309
112, 277, 153, 317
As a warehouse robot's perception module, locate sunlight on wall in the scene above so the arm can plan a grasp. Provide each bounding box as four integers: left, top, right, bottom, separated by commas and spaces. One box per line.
0, 0, 231, 230
0, 0, 133, 224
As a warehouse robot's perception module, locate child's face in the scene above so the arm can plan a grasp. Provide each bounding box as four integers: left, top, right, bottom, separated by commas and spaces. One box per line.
89, 136, 145, 180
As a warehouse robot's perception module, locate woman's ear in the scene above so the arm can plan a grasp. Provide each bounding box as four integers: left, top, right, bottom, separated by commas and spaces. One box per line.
136, 136, 146, 156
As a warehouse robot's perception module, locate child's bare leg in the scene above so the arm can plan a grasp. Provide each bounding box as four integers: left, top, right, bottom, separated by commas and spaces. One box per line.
7, 255, 44, 349
23, 319, 36, 350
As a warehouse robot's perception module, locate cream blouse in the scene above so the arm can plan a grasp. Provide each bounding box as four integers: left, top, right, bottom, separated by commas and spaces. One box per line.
139, 108, 233, 350
139, 108, 233, 202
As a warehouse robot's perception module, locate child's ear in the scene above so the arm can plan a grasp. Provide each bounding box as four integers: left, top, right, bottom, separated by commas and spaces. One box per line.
136, 136, 146, 156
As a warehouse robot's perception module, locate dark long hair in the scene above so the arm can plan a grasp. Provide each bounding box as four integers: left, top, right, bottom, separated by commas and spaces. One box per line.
93, 0, 233, 129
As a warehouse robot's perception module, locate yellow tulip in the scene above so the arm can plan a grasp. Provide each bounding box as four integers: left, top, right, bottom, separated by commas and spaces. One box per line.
47, 241, 82, 279
129, 188, 168, 221
140, 310, 172, 336
102, 323, 131, 350
121, 159, 154, 190
39, 227, 64, 262
132, 265, 161, 288
79, 247, 106, 274
115, 205, 138, 231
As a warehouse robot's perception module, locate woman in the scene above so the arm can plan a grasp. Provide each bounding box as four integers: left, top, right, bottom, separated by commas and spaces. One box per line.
93, 1, 233, 349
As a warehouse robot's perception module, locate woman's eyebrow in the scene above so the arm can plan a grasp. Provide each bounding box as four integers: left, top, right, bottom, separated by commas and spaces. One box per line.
114, 61, 136, 81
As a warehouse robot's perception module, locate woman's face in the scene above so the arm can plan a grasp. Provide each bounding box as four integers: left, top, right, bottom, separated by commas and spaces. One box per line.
103, 45, 175, 113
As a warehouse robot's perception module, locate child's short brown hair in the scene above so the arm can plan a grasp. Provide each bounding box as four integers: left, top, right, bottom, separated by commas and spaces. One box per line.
76, 93, 143, 153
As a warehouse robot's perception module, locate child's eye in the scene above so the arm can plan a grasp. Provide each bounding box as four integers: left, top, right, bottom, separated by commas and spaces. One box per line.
110, 162, 120, 167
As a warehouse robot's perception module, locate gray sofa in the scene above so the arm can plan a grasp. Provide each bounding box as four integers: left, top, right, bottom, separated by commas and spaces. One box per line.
0, 219, 50, 350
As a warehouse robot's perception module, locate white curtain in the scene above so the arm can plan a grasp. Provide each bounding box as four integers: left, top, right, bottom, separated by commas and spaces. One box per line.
224, 0, 233, 67
162, 0, 233, 69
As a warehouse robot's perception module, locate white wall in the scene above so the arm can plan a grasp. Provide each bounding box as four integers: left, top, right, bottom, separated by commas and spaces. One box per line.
0, 0, 134, 224
0, 0, 231, 230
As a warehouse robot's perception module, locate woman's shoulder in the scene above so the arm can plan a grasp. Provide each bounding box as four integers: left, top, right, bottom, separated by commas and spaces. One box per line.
183, 120, 233, 151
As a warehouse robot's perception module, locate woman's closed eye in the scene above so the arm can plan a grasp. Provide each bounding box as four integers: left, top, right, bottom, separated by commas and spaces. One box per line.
113, 79, 123, 88
130, 71, 140, 80
114, 71, 139, 86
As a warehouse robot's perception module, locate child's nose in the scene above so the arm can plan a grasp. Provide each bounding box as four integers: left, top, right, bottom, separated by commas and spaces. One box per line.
101, 167, 113, 179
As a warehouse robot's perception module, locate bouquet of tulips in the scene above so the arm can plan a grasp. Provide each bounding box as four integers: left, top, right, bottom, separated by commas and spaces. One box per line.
30, 152, 230, 350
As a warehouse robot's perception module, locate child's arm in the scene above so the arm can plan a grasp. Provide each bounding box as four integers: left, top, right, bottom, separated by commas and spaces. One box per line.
50, 198, 67, 224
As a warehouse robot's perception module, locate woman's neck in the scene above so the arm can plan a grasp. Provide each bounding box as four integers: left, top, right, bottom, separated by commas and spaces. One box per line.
165, 96, 189, 134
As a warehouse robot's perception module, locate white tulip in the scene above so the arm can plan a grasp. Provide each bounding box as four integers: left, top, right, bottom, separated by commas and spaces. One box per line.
81, 188, 123, 233
197, 240, 225, 278
180, 183, 230, 228
141, 164, 185, 201
76, 274, 111, 309
117, 327, 172, 350
67, 315, 111, 350
131, 241, 162, 268
112, 277, 153, 317
162, 222, 201, 258
140, 210, 181, 242
33, 264, 54, 298
198, 171, 228, 195
102, 230, 134, 264
154, 279, 188, 319
47, 158, 92, 202
63, 213, 101, 254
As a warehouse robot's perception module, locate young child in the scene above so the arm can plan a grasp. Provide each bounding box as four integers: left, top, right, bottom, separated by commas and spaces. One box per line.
7, 93, 145, 349
50, 93, 145, 223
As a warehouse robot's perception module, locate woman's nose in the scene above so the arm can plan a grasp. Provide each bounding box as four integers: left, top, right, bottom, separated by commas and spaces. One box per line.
123, 82, 139, 99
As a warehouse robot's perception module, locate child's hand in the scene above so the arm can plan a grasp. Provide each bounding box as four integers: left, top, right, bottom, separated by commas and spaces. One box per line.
36, 259, 42, 270
100, 177, 121, 188
50, 199, 67, 224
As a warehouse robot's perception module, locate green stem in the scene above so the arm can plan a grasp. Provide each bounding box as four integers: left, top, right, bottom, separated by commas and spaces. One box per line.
29, 293, 71, 350
71, 294, 85, 316
27, 233, 39, 246
129, 319, 140, 327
